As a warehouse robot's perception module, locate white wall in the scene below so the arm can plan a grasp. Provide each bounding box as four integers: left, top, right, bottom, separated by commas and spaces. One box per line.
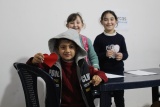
0, 0, 160, 107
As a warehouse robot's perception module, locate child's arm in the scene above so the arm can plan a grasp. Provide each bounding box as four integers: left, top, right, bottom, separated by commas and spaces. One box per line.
119, 37, 128, 60
26, 53, 44, 64
93, 37, 110, 62
115, 52, 123, 61
89, 66, 108, 86
91, 75, 102, 86
32, 53, 44, 64
106, 50, 115, 58
87, 38, 100, 69
26, 53, 47, 70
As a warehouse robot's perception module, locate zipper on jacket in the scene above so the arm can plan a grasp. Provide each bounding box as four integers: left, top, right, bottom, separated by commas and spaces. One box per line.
55, 62, 62, 106
76, 62, 90, 107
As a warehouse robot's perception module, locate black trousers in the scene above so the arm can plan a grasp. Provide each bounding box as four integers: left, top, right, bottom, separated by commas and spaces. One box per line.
105, 90, 125, 107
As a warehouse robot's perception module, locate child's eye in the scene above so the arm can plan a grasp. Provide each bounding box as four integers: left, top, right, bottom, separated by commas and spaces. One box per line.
60, 46, 65, 49
77, 22, 81, 24
70, 45, 75, 49
103, 18, 108, 21
69, 22, 74, 24
111, 18, 115, 21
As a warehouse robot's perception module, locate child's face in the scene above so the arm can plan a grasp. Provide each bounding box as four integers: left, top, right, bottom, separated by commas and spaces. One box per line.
66, 16, 83, 34
101, 13, 117, 33
57, 40, 77, 62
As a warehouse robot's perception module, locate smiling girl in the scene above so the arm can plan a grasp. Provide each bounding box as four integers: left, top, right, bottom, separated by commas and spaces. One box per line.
93, 10, 129, 107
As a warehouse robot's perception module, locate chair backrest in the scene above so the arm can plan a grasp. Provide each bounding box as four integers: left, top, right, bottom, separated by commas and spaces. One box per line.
13, 62, 59, 107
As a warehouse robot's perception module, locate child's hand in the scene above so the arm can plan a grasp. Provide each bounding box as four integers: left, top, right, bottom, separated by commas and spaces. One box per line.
90, 75, 102, 86
94, 68, 98, 71
106, 50, 114, 58
32, 53, 44, 64
115, 52, 123, 61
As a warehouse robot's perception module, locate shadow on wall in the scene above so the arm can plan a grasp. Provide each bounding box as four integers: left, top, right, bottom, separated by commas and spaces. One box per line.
0, 58, 46, 107
143, 104, 152, 107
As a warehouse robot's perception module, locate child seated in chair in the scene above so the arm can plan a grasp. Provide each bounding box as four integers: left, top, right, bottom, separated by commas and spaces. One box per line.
27, 29, 108, 107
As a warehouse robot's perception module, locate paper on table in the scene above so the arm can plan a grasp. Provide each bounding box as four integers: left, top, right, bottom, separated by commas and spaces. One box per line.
105, 73, 125, 78
125, 70, 157, 76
